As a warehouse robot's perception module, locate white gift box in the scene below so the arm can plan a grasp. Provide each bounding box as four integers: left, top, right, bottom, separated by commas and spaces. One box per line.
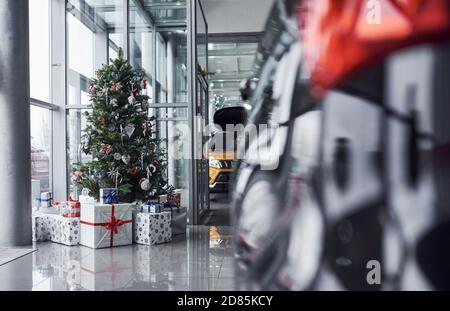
134, 212, 172, 246
80, 247, 133, 291
40, 191, 53, 208
80, 203, 133, 249
78, 195, 96, 204
32, 213, 80, 246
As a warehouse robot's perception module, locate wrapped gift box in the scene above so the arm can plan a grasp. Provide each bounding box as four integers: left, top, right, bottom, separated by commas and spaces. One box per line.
80, 203, 132, 249
32, 213, 80, 246
79, 194, 96, 204
80, 247, 133, 291
134, 212, 172, 246
142, 200, 162, 214
40, 191, 53, 208
99, 188, 119, 204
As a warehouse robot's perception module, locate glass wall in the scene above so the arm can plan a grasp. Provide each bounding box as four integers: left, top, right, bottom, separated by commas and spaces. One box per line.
65, 0, 191, 202
155, 30, 188, 103
129, 0, 154, 100
66, 109, 91, 195
29, 0, 51, 103
66, 0, 126, 197
30, 106, 52, 195
29, 0, 52, 202
26, 0, 204, 219
66, 0, 126, 106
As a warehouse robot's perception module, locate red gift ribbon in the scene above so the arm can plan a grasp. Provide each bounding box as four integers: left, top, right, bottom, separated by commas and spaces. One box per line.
80, 204, 132, 247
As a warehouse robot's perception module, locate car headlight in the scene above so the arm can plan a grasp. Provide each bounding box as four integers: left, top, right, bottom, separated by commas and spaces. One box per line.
209, 159, 221, 168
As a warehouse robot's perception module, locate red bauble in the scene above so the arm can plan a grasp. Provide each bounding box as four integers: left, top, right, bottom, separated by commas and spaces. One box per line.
98, 116, 106, 125
130, 167, 138, 176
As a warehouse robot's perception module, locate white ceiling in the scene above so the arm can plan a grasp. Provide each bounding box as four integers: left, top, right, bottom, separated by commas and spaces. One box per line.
201, 0, 275, 34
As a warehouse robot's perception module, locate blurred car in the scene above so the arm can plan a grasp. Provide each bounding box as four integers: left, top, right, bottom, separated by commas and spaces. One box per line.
209, 106, 247, 193
232, 0, 450, 291
209, 150, 236, 193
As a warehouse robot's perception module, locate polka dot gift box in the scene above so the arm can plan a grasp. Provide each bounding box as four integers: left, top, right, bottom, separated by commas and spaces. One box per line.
134, 212, 172, 246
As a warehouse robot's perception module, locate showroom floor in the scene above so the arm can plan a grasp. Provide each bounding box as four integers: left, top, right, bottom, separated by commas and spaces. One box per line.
0, 226, 235, 291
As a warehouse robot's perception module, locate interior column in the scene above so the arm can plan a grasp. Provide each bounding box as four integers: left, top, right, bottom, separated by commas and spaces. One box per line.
0, 0, 32, 246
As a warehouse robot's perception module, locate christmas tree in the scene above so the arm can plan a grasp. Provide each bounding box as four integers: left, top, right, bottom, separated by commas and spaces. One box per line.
72, 49, 172, 202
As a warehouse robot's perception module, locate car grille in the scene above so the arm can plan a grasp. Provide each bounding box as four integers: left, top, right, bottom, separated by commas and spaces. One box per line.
219, 160, 235, 169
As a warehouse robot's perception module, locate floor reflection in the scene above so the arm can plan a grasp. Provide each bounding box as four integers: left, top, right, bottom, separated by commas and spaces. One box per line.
0, 226, 235, 291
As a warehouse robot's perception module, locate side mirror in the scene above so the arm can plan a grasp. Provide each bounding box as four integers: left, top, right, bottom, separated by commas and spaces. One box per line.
213, 106, 248, 130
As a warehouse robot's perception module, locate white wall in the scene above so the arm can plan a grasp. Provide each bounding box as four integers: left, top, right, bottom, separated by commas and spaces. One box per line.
201, 0, 275, 34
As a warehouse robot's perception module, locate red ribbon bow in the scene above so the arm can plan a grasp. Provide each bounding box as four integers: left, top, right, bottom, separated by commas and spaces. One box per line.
81, 204, 132, 247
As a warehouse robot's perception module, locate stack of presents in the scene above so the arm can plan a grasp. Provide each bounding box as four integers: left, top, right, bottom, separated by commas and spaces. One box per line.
32, 188, 184, 249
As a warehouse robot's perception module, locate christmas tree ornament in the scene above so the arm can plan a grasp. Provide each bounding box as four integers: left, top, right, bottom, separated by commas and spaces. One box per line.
121, 154, 131, 164
130, 167, 138, 176
101, 145, 113, 155
128, 95, 136, 105
105, 87, 109, 105
112, 82, 122, 91
139, 178, 151, 191
107, 168, 123, 188
124, 124, 136, 137
83, 135, 91, 146
113, 152, 122, 161
141, 79, 147, 89
71, 171, 82, 184
120, 124, 125, 144
149, 164, 157, 175
142, 122, 152, 136
96, 170, 107, 180
98, 116, 106, 125
110, 98, 119, 106
108, 124, 115, 132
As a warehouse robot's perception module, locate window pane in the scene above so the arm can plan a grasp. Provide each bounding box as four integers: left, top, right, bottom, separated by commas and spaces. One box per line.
29, 0, 50, 102
67, 0, 125, 105
129, 1, 154, 101
155, 30, 188, 104
30, 106, 52, 204
208, 42, 258, 111
68, 13, 94, 78
67, 109, 91, 197
153, 108, 190, 209
196, 0, 207, 71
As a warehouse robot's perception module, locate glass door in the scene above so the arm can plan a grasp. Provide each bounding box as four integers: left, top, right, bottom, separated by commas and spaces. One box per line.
190, 0, 209, 224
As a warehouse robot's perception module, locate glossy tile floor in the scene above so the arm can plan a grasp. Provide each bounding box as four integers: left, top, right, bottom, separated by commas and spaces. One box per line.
0, 226, 235, 291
